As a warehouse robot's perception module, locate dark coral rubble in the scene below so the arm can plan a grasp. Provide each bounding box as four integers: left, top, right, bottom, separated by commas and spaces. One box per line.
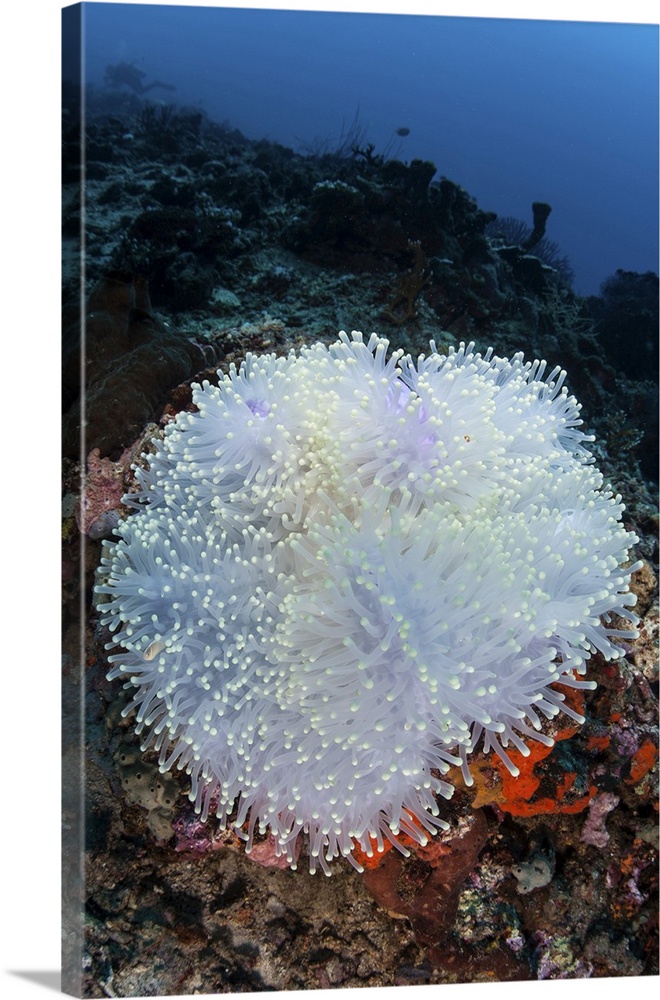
62, 90, 658, 995
62, 270, 218, 461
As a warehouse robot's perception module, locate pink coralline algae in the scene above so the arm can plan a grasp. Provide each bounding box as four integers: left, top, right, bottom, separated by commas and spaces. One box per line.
248, 834, 302, 870
172, 813, 236, 854
77, 428, 157, 539
532, 930, 593, 980
172, 804, 300, 869
77, 448, 132, 539
579, 792, 620, 848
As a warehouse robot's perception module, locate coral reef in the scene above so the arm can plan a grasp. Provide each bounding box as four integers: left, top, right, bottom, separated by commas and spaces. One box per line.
62, 88, 659, 995
381, 239, 432, 324
586, 269, 659, 378
77, 432, 158, 539
62, 271, 216, 460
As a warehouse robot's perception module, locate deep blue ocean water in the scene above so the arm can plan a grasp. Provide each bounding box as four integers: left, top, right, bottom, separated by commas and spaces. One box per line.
74, 2, 658, 297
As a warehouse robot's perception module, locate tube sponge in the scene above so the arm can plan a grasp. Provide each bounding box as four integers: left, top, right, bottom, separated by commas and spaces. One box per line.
96, 332, 641, 873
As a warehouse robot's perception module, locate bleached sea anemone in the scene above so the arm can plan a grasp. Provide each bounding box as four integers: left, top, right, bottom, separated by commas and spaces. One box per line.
96, 332, 641, 874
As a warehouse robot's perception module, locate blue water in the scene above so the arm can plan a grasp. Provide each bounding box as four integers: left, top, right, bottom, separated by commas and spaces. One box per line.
76, 2, 658, 297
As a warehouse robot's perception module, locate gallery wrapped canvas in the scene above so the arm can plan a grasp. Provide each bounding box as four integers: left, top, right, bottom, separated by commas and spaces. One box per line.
62, 3, 658, 997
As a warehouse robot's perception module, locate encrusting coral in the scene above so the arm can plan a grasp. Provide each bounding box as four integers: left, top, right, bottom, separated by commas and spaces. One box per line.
95, 332, 641, 874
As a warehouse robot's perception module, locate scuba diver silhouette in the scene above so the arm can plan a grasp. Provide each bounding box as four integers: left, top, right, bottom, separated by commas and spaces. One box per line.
104, 62, 176, 95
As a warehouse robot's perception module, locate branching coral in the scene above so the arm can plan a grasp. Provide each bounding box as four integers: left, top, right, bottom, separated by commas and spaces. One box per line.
96, 332, 641, 874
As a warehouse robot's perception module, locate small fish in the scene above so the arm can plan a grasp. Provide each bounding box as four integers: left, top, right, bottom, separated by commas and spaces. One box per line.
395, 127, 410, 137
144, 640, 166, 661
